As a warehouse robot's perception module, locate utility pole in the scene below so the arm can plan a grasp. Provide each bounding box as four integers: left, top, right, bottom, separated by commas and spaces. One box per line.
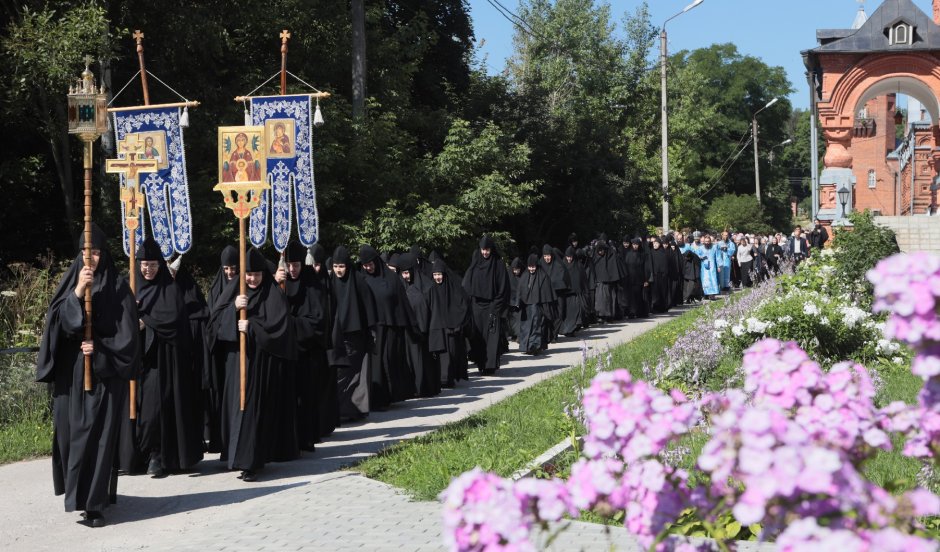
660, 0, 704, 232
752, 97, 779, 204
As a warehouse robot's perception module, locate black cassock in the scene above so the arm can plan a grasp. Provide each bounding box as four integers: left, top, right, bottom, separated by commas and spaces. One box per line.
36, 227, 139, 514
328, 247, 377, 421
622, 245, 652, 318
427, 259, 470, 387
285, 243, 330, 451
174, 267, 212, 451
540, 245, 572, 339
562, 246, 588, 334
309, 243, 339, 439
516, 260, 557, 354
671, 244, 685, 306
591, 242, 623, 320
648, 244, 672, 314
506, 258, 523, 341
361, 246, 416, 408
208, 250, 298, 473
462, 237, 510, 373
133, 241, 203, 472
682, 250, 703, 303
398, 253, 439, 398
204, 245, 239, 454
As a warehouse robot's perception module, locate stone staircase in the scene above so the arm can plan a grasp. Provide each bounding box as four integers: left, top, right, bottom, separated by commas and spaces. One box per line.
874, 216, 940, 253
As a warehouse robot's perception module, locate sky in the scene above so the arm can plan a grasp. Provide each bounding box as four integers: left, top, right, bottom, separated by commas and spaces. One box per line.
466, 0, 935, 109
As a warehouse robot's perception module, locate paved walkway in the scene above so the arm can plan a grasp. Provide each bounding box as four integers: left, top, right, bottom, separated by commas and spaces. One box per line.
1, 309, 725, 552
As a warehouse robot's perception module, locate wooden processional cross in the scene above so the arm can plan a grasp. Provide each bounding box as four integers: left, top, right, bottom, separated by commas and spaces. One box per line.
106, 134, 158, 419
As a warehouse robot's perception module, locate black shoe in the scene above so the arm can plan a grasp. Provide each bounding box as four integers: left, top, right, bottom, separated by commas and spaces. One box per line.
242, 470, 258, 482
83, 511, 106, 528
147, 458, 166, 479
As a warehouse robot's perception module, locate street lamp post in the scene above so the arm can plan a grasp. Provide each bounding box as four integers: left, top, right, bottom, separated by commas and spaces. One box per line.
661, 0, 704, 232
837, 185, 851, 222
768, 138, 792, 166
752, 97, 779, 205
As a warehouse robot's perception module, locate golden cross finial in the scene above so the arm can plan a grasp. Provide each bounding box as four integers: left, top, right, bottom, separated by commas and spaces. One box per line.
280, 29, 291, 42
83, 55, 94, 68
133, 29, 144, 42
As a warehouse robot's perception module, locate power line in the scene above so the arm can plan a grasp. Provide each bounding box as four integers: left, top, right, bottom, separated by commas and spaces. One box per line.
697, 130, 754, 198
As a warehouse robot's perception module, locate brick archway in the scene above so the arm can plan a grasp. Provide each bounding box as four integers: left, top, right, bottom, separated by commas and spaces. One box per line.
804, 0, 940, 219
817, 53, 940, 171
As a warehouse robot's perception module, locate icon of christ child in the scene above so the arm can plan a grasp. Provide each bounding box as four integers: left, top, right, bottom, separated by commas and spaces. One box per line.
269, 123, 291, 156
223, 132, 260, 183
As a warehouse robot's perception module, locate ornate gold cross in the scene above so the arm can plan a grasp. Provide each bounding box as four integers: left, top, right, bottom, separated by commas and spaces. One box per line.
106, 134, 159, 229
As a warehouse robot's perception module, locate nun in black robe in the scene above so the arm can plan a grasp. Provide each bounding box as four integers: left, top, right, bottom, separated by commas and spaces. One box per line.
130, 238, 203, 476
208, 248, 298, 481
397, 253, 439, 397
682, 249, 703, 303
170, 261, 213, 453
284, 242, 329, 451
564, 246, 589, 331
517, 254, 557, 355
669, 237, 685, 307
648, 237, 673, 314
427, 259, 470, 387
539, 245, 572, 339
507, 257, 524, 341
622, 239, 652, 318
408, 244, 434, 292
462, 236, 511, 374
309, 243, 338, 438
591, 241, 621, 321
360, 245, 416, 408
204, 245, 239, 453
36, 225, 139, 526
327, 246, 377, 421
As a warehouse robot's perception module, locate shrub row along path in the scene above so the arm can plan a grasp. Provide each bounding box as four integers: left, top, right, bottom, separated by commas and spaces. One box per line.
1, 308, 764, 551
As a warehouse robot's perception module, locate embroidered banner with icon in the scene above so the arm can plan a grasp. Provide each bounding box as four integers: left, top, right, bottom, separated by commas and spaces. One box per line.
112, 106, 192, 258
248, 94, 320, 250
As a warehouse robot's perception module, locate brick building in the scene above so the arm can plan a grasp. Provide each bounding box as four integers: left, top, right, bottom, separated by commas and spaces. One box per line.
803, 0, 940, 223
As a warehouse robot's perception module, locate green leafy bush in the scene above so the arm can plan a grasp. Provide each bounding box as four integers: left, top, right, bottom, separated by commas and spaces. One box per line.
831, 211, 900, 300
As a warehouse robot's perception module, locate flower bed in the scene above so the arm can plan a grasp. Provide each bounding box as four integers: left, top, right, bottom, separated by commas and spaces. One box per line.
442, 252, 940, 551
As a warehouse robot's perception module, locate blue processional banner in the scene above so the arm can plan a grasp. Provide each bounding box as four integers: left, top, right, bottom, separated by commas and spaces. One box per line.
112, 106, 193, 259
249, 94, 320, 250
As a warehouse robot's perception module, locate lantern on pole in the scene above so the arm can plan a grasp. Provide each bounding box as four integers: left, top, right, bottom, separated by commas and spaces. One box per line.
67, 56, 108, 392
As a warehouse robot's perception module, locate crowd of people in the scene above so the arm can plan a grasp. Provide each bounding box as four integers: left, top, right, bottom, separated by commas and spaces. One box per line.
37, 220, 829, 526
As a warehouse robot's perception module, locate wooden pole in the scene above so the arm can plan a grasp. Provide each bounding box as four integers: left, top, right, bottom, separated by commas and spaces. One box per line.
279, 29, 290, 96
277, 29, 290, 288
127, 29, 150, 419
128, 233, 137, 419
239, 217, 247, 411
82, 140, 94, 392
134, 30, 150, 105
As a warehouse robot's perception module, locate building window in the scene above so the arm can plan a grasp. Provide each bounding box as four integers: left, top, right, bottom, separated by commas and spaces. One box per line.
868, 169, 877, 189
891, 23, 912, 45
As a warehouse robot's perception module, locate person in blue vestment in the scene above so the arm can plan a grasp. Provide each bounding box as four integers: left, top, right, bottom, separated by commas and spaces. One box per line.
698, 234, 720, 298
715, 231, 735, 292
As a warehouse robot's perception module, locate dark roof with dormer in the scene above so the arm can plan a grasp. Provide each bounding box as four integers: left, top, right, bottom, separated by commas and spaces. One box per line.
803, 0, 940, 54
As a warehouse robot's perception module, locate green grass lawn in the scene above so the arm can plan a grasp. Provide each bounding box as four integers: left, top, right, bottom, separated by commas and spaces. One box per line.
0, 409, 51, 465
356, 306, 709, 500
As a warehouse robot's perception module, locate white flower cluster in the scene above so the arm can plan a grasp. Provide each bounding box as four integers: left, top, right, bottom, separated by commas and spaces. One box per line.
876, 339, 900, 355
803, 302, 820, 316
839, 306, 870, 329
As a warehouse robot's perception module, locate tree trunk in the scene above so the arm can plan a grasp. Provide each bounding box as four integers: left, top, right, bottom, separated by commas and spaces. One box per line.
351, 0, 367, 119
40, 89, 77, 244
